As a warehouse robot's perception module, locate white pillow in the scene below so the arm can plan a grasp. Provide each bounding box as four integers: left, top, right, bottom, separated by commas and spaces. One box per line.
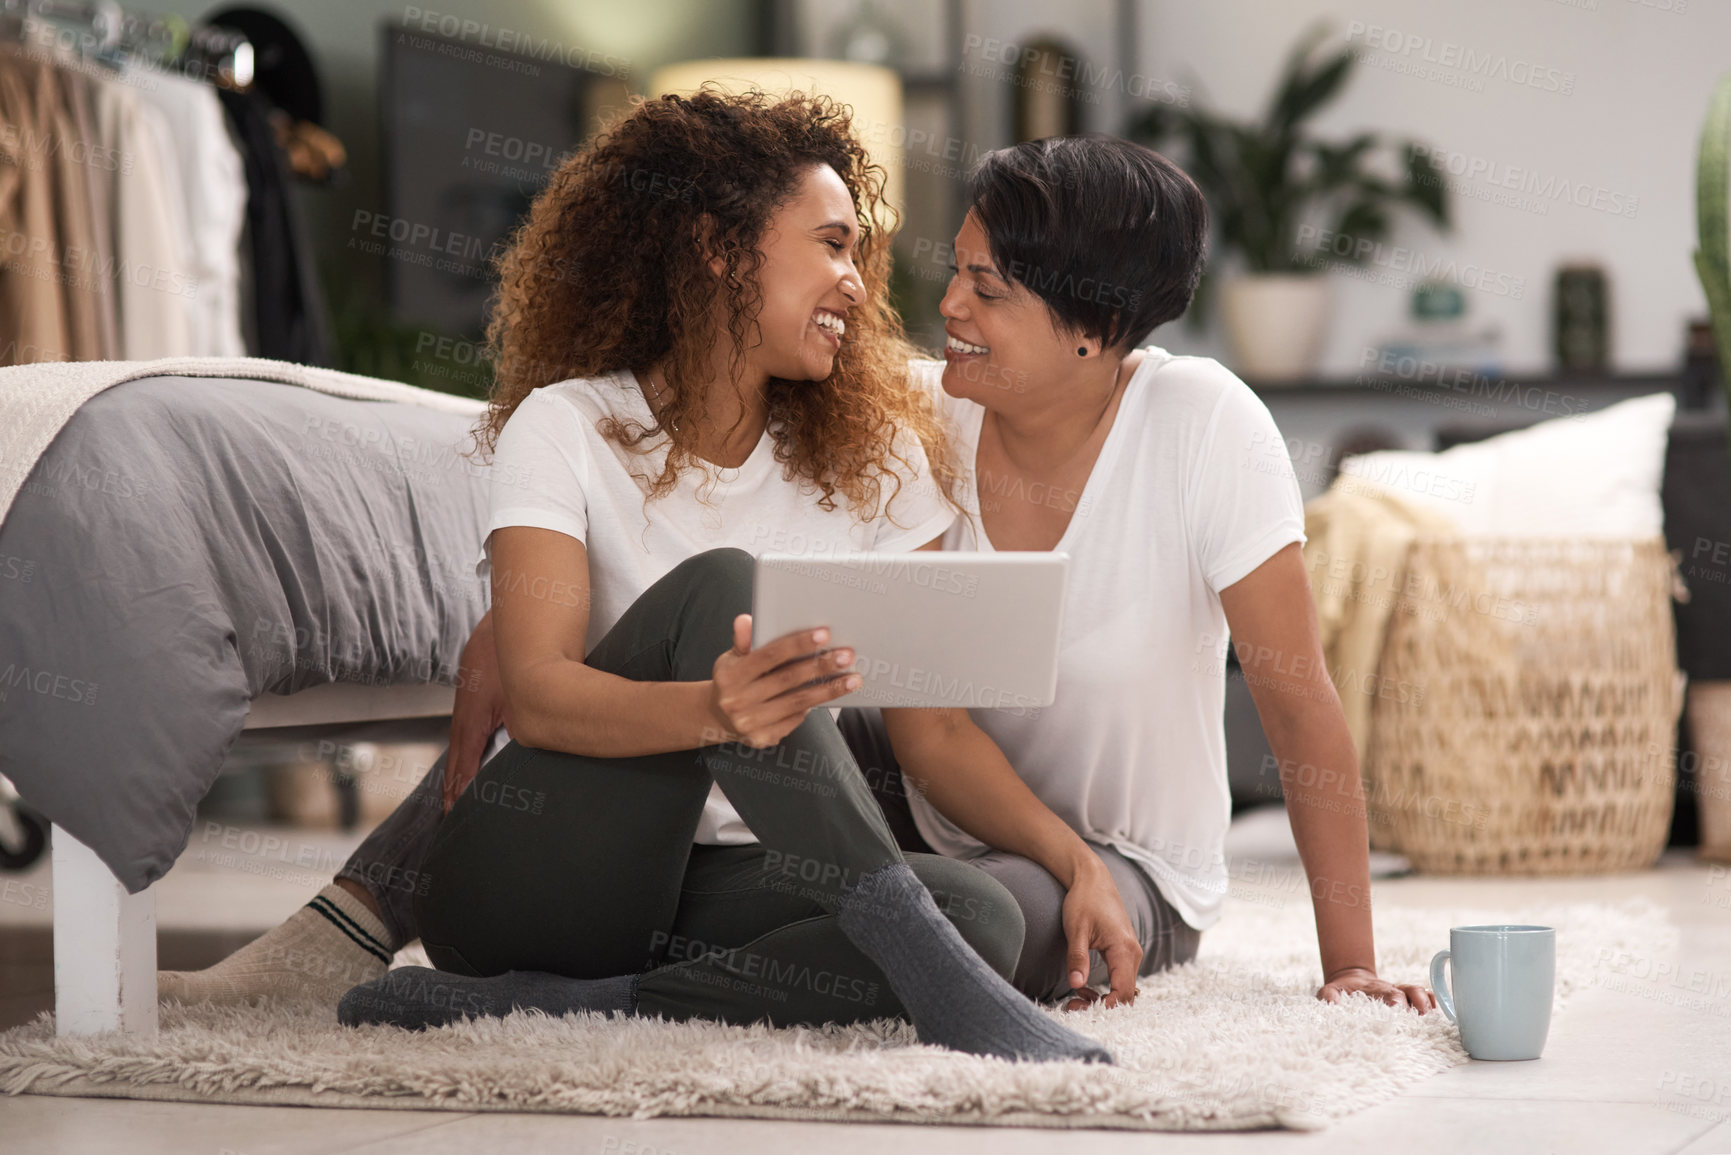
1337, 392, 1675, 539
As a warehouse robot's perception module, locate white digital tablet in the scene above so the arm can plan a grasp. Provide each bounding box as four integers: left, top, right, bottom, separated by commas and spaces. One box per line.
750, 551, 1070, 710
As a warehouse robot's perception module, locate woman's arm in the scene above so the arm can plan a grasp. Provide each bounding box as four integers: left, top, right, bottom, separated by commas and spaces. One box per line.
492, 526, 717, 756
882, 537, 1143, 1006
490, 526, 857, 759
442, 608, 507, 811
1218, 542, 1434, 1013
881, 706, 1145, 1007
886, 536, 1142, 1004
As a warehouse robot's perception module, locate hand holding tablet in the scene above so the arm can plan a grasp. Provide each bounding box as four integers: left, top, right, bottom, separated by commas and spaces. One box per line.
708, 615, 863, 749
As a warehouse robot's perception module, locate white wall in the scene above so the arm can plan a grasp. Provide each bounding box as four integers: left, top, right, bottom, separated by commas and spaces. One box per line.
1132, 0, 1715, 377
115, 0, 1726, 377
948, 0, 1717, 377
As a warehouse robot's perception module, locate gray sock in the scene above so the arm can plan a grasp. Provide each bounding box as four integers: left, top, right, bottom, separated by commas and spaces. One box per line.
338, 966, 638, 1031
837, 862, 1114, 1064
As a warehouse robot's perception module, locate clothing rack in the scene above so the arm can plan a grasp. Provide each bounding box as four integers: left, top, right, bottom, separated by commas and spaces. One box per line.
0, 0, 254, 87
0, 0, 332, 367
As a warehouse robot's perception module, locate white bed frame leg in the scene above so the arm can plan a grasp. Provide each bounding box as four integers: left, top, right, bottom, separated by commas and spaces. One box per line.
52, 824, 157, 1037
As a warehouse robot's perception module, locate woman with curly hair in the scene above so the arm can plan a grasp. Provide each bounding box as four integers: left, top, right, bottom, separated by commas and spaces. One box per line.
163, 89, 1111, 1065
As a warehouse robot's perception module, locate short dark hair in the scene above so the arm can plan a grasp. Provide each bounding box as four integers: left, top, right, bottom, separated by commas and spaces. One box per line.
965, 134, 1208, 351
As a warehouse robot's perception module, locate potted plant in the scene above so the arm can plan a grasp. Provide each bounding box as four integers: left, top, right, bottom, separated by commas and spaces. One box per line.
1125, 21, 1450, 382
1686, 71, 1731, 862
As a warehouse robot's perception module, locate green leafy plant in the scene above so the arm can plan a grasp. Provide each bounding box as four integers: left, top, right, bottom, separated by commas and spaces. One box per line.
1124, 20, 1450, 326
1693, 72, 1731, 413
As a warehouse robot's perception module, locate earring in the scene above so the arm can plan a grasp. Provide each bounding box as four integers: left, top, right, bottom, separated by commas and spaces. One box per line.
1077, 346, 1088, 356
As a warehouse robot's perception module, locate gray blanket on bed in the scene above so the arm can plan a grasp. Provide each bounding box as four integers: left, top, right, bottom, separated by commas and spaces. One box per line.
0, 375, 491, 891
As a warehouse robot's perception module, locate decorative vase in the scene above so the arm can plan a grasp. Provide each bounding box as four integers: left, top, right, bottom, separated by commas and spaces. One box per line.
1014, 38, 1083, 142
1687, 681, 1731, 861
1220, 273, 1331, 384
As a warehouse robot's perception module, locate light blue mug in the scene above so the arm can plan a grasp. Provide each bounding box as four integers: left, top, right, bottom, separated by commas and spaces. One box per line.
1430, 924, 1555, 1061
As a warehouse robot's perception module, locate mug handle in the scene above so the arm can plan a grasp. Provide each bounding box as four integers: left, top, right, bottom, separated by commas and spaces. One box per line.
1430, 949, 1457, 1023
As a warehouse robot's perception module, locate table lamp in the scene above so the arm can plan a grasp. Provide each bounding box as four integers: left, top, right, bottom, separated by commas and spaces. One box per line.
645, 58, 904, 224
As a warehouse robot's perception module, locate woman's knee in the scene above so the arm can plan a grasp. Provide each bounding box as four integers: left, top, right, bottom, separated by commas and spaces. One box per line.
667, 547, 754, 598
965, 853, 1074, 999
907, 854, 1025, 981
583, 549, 752, 681
1154, 922, 1202, 973
658, 549, 754, 672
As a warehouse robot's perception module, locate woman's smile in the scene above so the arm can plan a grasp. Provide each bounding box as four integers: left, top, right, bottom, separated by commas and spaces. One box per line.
944, 331, 990, 362
812, 308, 846, 350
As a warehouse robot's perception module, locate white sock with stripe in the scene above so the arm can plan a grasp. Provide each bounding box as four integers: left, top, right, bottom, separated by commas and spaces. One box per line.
158, 883, 394, 1008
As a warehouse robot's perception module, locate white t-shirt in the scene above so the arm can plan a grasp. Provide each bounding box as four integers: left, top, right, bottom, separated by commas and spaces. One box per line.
474, 369, 956, 844
903, 348, 1307, 930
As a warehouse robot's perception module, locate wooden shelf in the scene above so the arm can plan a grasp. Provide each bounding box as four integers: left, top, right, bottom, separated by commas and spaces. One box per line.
1246, 370, 1701, 406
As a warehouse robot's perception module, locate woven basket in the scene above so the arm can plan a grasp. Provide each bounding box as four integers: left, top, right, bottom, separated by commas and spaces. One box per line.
1364, 537, 1681, 875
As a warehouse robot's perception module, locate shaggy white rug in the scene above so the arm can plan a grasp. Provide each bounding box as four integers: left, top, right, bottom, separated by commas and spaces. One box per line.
0, 896, 1667, 1132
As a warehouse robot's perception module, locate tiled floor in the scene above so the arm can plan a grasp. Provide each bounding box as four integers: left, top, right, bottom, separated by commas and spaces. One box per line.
1, 812, 1727, 1154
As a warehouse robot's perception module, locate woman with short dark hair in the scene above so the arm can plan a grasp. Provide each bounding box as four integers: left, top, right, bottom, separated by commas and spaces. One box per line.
887, 133, 1433, 1015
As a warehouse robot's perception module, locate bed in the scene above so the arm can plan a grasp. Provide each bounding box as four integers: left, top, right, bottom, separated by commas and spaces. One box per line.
0, 358, 491, 1036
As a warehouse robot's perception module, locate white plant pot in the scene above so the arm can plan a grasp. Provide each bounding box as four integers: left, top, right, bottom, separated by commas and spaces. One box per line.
1220, 273, 1332, 384
1687, 680, 1731, 862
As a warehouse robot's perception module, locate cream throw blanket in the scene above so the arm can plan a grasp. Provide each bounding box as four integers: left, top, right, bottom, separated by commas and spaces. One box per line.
1301, 478, 1461, 760
0, 356, 486, 526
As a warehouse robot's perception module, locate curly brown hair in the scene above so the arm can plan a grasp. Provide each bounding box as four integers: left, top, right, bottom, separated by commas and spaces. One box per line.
474, 87, 957, 524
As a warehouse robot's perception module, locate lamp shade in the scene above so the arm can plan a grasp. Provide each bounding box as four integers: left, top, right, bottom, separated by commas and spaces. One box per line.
645, 58, 904, 223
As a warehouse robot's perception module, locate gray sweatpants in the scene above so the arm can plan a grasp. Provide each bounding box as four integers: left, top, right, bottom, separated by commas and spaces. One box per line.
338, 703, 1200, 1004
970, 844, 1201, 1002
832, 705, 1202, 1001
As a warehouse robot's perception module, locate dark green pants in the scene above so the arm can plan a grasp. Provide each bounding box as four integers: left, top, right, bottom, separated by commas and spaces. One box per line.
414, 548, 1024, 1029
